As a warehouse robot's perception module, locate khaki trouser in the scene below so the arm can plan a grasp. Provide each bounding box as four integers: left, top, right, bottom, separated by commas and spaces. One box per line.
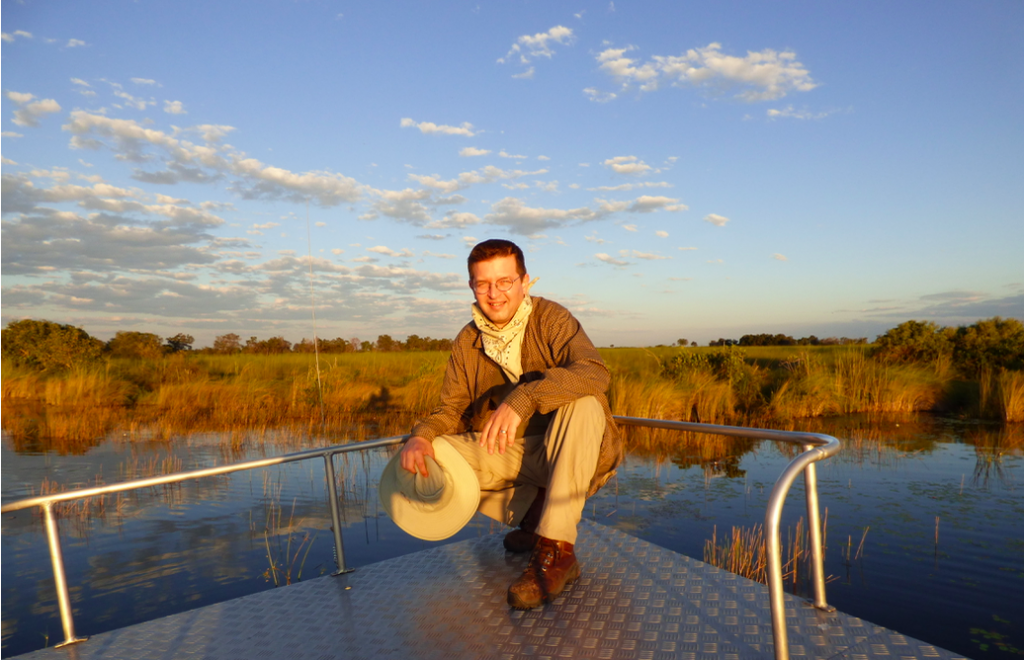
436, 396, 605, 545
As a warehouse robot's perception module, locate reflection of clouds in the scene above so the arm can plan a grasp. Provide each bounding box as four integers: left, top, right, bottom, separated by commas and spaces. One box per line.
2, 434, 407, 656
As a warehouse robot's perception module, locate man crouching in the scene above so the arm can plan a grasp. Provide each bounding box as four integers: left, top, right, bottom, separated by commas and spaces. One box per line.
391, 238, 622, 609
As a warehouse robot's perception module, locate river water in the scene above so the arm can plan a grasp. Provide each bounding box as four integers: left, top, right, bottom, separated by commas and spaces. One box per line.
2, 415, 1022, 659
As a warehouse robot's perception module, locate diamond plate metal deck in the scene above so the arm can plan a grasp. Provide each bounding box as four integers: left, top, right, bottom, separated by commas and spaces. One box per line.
14, 520, 965, 660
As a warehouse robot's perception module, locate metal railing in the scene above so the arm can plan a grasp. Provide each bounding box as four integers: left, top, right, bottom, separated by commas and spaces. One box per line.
614, 417, 841, 660
1, 417, 839, 660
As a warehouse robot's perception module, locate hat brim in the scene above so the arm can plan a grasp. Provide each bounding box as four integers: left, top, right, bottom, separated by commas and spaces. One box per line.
379, 437, 480, 541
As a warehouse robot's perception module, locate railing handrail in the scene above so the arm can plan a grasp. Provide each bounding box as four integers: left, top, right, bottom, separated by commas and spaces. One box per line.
2, 418, 840, 660
1, 435, 407, 513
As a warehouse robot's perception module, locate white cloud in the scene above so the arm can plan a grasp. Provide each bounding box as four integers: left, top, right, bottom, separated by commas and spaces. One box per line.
2, 131, 24, 138
499, 150, 527, 159
407, 173, 462, 194
772, 253, 788, 261
367, 245, 414, 258
400, 117, 476, 137
704, 213, 729, 226
767, 106, 832, 120
359, 187, 433, 224
483, 197, 601, 234
70, 78, 91, 88
164, 100, 186, 114
595, 42, 817, 102
656, 230, 669, 238
132, 78, 158, 86
678, 246, 698, 251
427, 211, 480, 229
459, 147, 491, 157
589, 181, 671, 191
331, 248, 345, 255
583, 87, 618, 103
499, 25, 574, 76
621, 224, 637, 232
114, 89, 154, 111
512, 67, 535, 80
537, 155, 550, 161
66, 39, 87, 48
596, 253, 629, 266
4, 90, 33, 102
2, 31, 33, 42
62, 112, 362, 206
623, 249, 669, 260
628, 195, 687, 213
585, 233, 610, 245
603, 156, 652, 175
6, 92, 62, 127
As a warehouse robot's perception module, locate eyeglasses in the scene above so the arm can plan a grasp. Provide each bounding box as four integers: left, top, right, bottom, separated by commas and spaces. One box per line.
471, 275, 521, 294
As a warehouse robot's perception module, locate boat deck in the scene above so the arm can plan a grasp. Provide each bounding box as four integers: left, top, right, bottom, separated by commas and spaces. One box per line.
15, 520, 964, 660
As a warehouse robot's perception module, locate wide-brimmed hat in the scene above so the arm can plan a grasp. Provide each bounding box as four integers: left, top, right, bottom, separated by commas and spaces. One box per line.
379, 437, 480, 541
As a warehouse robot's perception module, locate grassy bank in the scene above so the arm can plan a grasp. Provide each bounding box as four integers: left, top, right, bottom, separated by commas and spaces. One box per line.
3, 346, 1022, 453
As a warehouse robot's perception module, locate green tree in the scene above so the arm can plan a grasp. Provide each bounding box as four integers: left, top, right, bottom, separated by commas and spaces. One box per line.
872, 320, 953, 364
952, 317, 1024, 374
165, 333, 195, 352
243, 336, 292, 354
212, 333, 242, 354
1, 319, 103, 371
108, 331, 165, 359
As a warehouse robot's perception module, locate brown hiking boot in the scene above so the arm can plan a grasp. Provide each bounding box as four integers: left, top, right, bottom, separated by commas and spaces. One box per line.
502, 488, 545, 553
507, 537, 580, 609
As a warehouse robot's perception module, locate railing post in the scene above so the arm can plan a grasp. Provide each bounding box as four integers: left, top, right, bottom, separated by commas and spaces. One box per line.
42, 502, 87, 648
323, 452, 354, 575
765, 481, 789, 660
802, 448, 833, 612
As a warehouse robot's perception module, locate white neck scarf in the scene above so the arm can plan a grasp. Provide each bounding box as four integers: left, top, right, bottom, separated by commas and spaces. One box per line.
472, 281, 537, 383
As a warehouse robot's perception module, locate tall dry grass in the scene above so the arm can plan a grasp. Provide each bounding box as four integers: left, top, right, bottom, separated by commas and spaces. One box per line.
767, 350, 943, 419
3, 346, 1019, 448
703, 517, 830, 591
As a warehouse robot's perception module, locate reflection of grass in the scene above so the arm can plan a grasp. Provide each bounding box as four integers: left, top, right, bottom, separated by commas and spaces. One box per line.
256, 478, 321, 586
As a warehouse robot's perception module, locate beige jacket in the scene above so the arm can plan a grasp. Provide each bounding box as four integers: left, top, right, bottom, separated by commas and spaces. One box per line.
411, 297, 622, 497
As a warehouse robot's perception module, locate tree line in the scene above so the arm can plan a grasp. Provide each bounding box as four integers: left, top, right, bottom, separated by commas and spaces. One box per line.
2, 317, 1021, 375
702, 334, 868, 347
0, 319, 454, 369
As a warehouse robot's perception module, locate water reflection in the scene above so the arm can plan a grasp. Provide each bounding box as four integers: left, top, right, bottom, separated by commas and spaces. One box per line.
2, 415, 1023, 660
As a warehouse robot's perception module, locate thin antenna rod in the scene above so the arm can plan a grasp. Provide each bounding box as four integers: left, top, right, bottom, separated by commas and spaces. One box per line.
306, 198, 326, 428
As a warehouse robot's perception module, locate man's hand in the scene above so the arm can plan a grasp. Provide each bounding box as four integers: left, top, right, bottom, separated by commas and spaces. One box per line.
480, 403, 522, 455
400, 436, 435, 476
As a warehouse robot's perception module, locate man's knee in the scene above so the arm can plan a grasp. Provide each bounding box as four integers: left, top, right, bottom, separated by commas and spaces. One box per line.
559, 395, 603, 422
549, 395, 605, 437
569, 395, 601, 414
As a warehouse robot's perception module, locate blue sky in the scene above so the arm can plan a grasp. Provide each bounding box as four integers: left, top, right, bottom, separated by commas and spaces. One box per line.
3, 0, 1022, 347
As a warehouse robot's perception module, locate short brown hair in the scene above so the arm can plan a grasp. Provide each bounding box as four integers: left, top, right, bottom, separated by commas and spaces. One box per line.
467, 239, 526, 277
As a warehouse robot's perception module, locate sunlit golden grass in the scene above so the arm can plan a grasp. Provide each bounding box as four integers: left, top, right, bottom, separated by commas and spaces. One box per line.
3, 347, 1019, 448
991, 369, 1024, 423
767, 350, 943, 419
703, 517, 833, 590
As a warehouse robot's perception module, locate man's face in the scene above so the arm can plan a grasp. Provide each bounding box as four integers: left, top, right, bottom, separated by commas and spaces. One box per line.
470, 255, 528, 329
